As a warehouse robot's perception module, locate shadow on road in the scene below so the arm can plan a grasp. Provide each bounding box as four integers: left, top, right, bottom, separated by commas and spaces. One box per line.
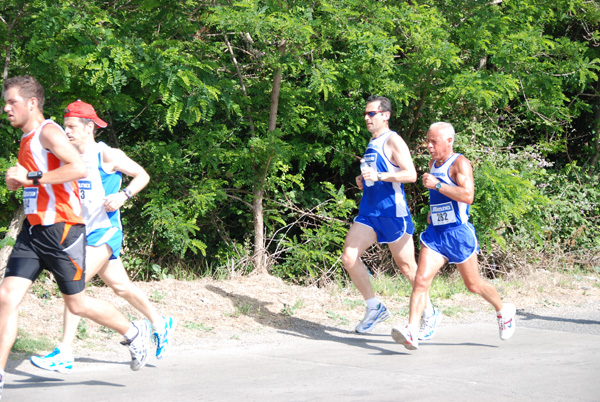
4, 359, 126, 393
5, 355, 129, 392
517, 310, 600, 326
205, 284, 407, 356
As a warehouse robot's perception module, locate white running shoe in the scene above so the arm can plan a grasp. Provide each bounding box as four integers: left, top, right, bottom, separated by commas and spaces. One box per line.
121, 320, 151, 371
30, 347, 74, 374
355, 304, 390, 334
392, 325, 419, 350
0, 372, 4, 401
154, 316, 177, 360
497, 303, 516, 340
419, 306, 442, 341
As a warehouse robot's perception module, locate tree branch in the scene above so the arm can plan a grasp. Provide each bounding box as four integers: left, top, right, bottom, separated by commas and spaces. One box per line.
224, 33, 255, 135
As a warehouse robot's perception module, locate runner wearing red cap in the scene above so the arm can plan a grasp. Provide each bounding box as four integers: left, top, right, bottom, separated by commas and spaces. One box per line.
31, 100, 176, 374
0, 76, 151, 401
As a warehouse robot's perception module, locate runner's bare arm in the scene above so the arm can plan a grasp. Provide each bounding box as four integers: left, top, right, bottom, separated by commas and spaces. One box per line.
6, 124, 87, 188
378, 134, 417, 183
450, 156, 475, 204
423, 155, 474, 205
102, 147, 150, 211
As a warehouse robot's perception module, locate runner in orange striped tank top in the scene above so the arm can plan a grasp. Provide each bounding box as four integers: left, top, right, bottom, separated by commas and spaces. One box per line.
0, 76, 151, 401
18, 119, 83, 226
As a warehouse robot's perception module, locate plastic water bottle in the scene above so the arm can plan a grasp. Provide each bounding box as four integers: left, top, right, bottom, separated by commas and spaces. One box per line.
360, 159, 374, 187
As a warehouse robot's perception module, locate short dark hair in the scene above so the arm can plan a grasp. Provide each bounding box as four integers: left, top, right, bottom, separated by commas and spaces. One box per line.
366, 95, 392, 113
64, 115, 98, 135
2, 75, 45, 112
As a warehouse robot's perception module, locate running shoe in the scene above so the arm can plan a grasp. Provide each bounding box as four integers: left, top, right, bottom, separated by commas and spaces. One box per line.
0, 372, 4, 401
355, 304, 390, 334
497, 303, 516, 340
418, 306, 442, 341
391, 325, 419, 350
30, 347, 74, 374
121, 320, 151, 371
154, 316, 177, 360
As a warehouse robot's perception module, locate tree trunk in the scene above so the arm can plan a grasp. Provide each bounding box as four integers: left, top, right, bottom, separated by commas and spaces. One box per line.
0, 206, 25, 278
252, 40, 286, 274
252, 186, 266, 274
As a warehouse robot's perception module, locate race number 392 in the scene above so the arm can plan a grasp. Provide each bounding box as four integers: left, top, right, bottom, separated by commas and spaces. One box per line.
431, 202, 457, 226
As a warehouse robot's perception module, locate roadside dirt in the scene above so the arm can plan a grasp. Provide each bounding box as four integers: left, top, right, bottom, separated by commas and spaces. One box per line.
14, 268, 600, 363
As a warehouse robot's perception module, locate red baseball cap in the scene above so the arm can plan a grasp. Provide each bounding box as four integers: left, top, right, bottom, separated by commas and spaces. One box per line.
64, 100, 108, 128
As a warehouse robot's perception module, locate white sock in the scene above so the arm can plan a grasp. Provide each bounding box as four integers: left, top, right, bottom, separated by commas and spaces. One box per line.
366, 297, 380, 310
57, 342, 73, 354
152, 317, 165, 333
422, 302, 435, 317
124, 323, 139, 341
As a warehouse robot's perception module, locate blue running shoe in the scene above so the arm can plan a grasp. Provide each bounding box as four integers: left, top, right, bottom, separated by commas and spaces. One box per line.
355, 304, 390, 334
154, 316, 177, 360
30, 347, 74, 374
418, 306, 442, 341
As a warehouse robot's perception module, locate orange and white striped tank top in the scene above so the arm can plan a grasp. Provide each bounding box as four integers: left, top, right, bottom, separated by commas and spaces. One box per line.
18, 119, 83, 226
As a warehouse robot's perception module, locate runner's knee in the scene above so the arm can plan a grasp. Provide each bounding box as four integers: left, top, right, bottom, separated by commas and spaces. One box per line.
340, 250, 358, 270
464, 281, 484, 295
413, 274, 431, 293
110, 282, 131, 298
0, 288, 20, 309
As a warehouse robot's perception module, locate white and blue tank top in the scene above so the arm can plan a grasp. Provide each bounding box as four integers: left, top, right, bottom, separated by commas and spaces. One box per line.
358, 131, 410, 218
429, 153, 470, 230
78, 142, 122, 235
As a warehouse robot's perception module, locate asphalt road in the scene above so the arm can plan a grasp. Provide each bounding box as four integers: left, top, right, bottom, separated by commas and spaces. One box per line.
4, 308, 600, 402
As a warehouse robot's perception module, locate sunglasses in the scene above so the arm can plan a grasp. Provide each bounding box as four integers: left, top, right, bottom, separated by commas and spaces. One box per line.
365, 111, 386, 117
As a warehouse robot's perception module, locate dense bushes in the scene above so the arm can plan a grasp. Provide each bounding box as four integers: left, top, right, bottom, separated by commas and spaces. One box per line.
1, 0, 599, 282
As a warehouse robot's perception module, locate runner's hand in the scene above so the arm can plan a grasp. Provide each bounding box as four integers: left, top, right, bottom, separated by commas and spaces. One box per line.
5, 164, 27, 190
355, 174, 364, 190
103, 191, 127, 212
422, 173, 440, 190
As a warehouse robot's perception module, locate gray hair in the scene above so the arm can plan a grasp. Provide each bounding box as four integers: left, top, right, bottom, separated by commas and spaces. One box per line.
366, 95, 392, 113
428, 122, 455, 144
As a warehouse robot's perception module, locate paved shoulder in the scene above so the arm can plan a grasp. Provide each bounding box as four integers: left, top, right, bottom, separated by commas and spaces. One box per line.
4, 316, 600, 402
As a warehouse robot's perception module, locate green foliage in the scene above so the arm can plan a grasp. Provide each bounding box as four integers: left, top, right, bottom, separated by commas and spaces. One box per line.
1, 0, 599, 282
472, 157, 549, 251
270, 182, 355, 284
541, 164, 600, 249
11, 329, 55, 355
183, 321, 213, 333
76, 320, 88, 340
281, 299, 305, 317
326, 310, 349, 326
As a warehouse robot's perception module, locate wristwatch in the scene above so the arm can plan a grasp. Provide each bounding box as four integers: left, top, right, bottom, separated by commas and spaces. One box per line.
435, 182, 442, 191
27, 171, 43, 186
122, 188, 133, 199
377, 172, 383, 182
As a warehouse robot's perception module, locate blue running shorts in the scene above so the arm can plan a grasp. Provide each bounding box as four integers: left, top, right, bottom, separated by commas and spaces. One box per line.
354, 215, 415, 244
86, 226, 123, 260
419, 222, 479, 264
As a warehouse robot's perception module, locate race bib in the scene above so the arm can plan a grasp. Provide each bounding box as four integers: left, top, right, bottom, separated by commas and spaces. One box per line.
78, 180, 92, 200
23, 187, 39, 215
431, 202, 457, 226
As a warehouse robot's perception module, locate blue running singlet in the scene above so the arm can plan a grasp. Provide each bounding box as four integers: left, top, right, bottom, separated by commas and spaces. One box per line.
357, 131, 411, 219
